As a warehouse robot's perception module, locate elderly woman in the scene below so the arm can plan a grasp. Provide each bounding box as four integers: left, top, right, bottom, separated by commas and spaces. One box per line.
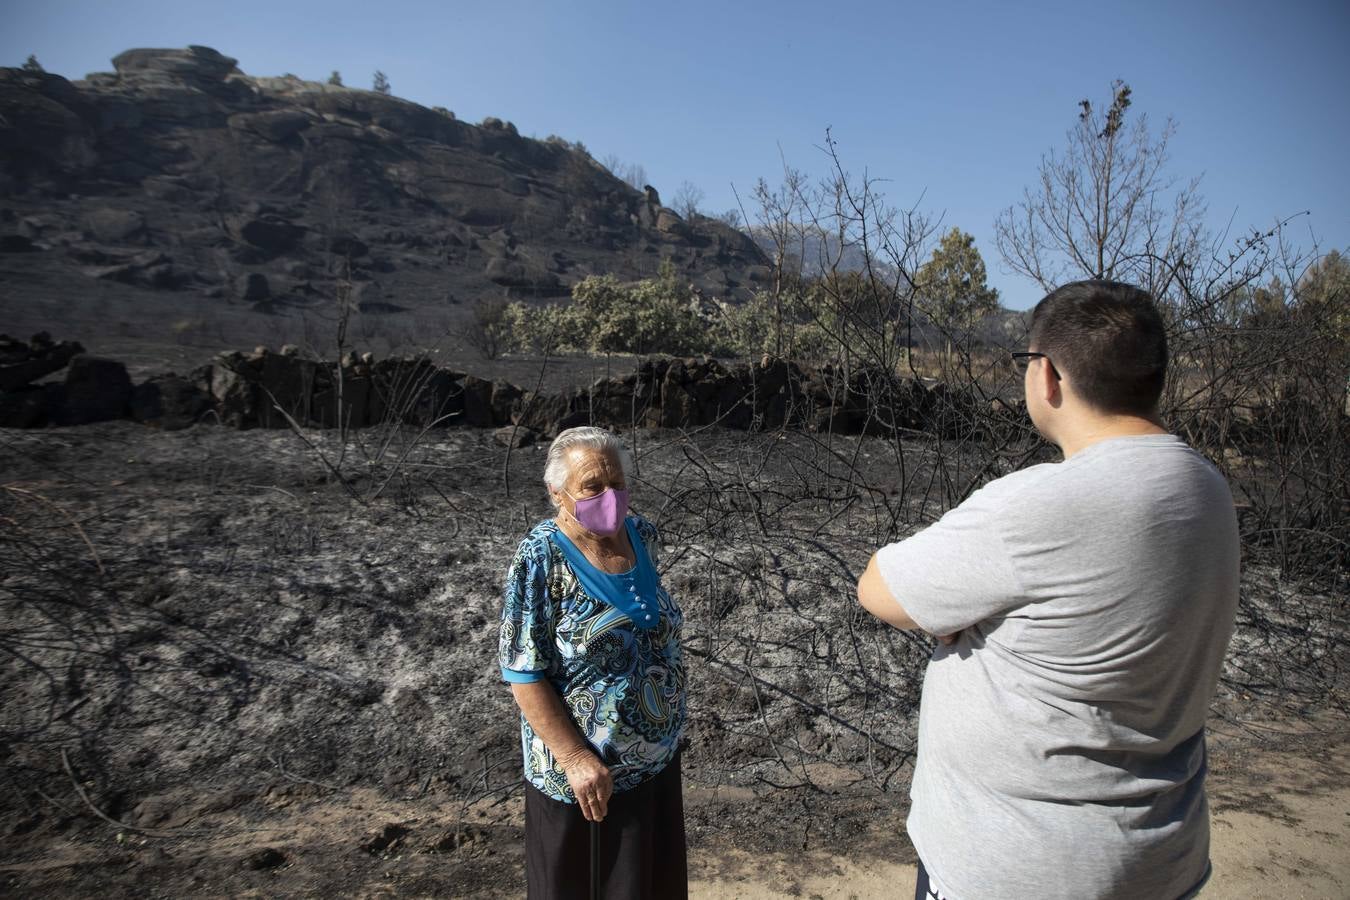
499, 426, 687, 899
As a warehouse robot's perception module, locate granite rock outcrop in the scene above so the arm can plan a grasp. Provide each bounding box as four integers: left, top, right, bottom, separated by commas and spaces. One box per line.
0, 47, 770, 347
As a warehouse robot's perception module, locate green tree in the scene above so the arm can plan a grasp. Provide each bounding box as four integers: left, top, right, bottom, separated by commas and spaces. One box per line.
1296, 250, 1349, 335
1237, 277, 1290, 332
327, 70, 343, 86
916, 227, 1000, 369
22, 54, 44, 74
372, 70, 391, 95
1295, 250, 1350, 401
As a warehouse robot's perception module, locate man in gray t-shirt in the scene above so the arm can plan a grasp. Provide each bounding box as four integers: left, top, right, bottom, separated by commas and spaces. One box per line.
858, 281, 1239, 900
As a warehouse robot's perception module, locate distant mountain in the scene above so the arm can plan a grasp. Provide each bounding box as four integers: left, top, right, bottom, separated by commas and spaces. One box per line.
747, 225, 874, 279
0, 46, 771, 351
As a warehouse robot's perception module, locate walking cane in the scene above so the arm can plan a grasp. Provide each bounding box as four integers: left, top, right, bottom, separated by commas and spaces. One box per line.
589, 818, 599, 900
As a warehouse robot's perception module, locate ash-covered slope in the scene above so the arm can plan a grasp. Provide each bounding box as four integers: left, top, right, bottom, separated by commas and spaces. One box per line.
0, 46, 769, 346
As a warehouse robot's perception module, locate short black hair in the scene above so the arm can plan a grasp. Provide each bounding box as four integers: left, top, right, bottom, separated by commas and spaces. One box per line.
1029, 280, 1168, 416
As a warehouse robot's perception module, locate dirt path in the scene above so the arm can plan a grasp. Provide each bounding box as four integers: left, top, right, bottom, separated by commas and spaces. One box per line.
1, 720, 1345, 898
688, 724, 1350, 899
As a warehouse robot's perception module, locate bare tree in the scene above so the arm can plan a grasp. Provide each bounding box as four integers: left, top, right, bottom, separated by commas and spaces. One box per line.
600, 153, 648, 192
748, 163, 812, 356
744, 133, 936, 372
714, 208, 743, 230
672, 180, 706, 219
994, 81, 1205, 300
467, 295, 511, 360
995, 81, 1344, 587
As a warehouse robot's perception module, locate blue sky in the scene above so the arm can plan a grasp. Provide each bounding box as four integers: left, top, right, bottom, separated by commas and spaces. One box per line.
6, 0, 1347, 309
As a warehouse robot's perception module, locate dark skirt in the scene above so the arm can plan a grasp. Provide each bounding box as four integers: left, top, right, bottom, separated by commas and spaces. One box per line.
524, 754, 687, 900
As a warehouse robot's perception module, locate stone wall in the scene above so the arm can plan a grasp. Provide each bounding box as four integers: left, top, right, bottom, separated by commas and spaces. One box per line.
0, 335, 1030, 442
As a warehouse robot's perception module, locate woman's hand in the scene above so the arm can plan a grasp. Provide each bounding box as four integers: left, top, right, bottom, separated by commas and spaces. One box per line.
509, 682, 614, 820
559, 748, 613, 822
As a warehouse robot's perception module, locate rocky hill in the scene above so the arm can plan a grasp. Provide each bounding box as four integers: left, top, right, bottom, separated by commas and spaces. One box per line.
0, 46, 770, 359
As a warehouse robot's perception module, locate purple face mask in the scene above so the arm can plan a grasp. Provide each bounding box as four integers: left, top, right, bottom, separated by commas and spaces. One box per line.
564, 487, 629, 536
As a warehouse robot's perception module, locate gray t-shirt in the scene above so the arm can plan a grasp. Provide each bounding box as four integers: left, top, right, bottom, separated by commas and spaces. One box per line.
878, 434, 1239, 900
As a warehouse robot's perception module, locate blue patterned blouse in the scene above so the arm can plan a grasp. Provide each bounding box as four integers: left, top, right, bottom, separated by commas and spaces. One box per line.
498, 514, 686, 803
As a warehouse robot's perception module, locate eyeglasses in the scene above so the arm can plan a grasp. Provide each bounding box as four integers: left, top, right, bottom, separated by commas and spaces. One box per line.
1011, 351, 1062, 381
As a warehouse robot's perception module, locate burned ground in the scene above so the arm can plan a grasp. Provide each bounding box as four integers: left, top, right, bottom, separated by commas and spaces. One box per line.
1, 421, 1346, 897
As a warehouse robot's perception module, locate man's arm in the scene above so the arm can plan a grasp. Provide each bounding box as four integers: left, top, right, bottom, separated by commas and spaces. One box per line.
856, 552, 921, 629
857, 553, 960, 643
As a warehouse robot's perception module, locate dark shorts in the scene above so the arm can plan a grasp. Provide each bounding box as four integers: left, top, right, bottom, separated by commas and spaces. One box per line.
524, 754, 687, 900
914, 858, 948, 900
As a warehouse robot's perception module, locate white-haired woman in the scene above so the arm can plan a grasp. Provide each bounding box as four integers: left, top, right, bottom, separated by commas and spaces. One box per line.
498, 426, 687, 899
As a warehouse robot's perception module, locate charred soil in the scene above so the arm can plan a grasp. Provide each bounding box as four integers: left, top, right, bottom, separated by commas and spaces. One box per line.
1, 422, 1345, 897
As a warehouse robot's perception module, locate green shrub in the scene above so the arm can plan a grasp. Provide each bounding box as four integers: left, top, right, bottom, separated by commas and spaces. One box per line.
493, 262, 909, 362
713, 283, 867, 363
500, 262, 725, 356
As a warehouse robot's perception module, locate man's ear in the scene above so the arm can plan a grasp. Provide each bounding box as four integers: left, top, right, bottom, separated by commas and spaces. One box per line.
1040, 359, 1064, 409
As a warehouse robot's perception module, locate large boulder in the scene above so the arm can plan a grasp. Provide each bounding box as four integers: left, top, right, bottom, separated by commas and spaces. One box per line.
227, 108, 314, 142
513, 388, 587, 435
459, 375, 496, 427
653, 356, 750, 429
311, 374, 373, 429
448, 375, 515, 428
483, 256, 562, 293
60, 355, 132, 424
411, 368, 465, 426
0, 385, 59, 427
493, 425, 538, 449
111, 46, 239, 83
0, 70, 95, 180
236, 272, 270, 301
83, 208, 146, 244
0, 234, 37, 252
920, 382, 981, 439
129, 374, 210, 430
210, 353, 262, 428
658, 359, 700, 428
325, 232, 369, 259
491, 380, 524, 426
254, 351, 323, 428
0, 333, 85, 392
229, 215, 305, 255
823, 367, 929, 436
584, 373, 659, 428
654, 209, 689, 238
83, 250, 186, 289
367, 359, 461, 427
